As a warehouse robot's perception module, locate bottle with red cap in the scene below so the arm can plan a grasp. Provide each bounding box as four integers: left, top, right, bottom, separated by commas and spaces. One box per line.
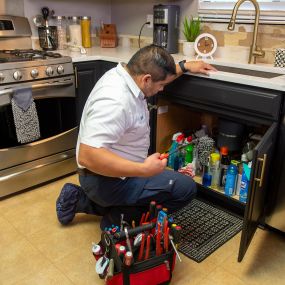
218, 146, 231, 190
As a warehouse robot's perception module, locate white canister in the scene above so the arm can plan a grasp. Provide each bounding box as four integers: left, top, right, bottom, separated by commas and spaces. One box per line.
274, 48, 285, 68
68, 16, 82, 51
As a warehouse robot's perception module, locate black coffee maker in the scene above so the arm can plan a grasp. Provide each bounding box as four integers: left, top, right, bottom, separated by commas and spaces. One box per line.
153, 4, 180, 54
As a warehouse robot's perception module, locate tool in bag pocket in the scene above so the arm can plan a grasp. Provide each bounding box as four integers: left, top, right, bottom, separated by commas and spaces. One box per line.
92, 201, 182, 285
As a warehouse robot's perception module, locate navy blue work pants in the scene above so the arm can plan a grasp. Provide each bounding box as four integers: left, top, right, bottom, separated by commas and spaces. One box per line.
77, 169, 197, 224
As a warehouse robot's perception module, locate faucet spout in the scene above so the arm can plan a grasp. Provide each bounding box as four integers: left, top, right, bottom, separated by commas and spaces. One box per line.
227, 0, 265, 64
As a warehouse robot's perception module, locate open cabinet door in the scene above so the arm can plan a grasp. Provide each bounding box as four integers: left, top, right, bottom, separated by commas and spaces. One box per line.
238, 122, 278, 262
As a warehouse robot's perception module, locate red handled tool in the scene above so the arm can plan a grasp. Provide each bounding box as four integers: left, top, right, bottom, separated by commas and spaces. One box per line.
164, 227, 169, 252
159, 144, 189, 160
144, 211, 150, 223
156, 223, 162, 256
149, 201, 156, 221
144, 234, 151, 260
139, 213, 145, 226
138, 233, 146, 261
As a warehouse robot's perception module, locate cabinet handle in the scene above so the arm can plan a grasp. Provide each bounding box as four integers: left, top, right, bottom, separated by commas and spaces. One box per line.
254, 154, 267, 187
74, 66, 78, 89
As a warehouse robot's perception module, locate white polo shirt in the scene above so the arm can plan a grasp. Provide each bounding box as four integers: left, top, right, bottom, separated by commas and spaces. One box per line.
76, 63, 150, 168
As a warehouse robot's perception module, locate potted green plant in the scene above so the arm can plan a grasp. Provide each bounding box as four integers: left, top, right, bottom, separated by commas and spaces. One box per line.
182, 16, 201, 57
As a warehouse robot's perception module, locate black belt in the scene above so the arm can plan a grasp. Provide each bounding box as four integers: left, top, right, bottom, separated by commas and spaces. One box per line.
77, 168, 99, 176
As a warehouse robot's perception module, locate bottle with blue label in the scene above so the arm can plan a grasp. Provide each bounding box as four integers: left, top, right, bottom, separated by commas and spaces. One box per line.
224, 163, 238, 196
168, 132, 182, 169
172, 134, 184, 171
202, 164, 212, 187
239, 162, 252, 203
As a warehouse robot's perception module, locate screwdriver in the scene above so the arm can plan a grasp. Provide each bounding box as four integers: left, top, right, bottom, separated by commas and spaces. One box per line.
169, 235, 182, 262
159, 144, 189, 160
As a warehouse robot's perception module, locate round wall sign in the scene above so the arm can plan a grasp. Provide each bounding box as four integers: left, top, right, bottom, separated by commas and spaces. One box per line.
194, 33, 218, 60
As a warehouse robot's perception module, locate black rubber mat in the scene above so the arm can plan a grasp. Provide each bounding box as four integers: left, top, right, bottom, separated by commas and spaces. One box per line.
170, 198, 243, 263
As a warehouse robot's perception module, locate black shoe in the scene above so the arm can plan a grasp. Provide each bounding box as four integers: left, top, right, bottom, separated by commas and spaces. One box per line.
56, 183, 83, 225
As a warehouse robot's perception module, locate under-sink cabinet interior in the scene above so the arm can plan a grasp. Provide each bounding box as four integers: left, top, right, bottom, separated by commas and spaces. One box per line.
156, 98, 271, 204
151, 75, 282, 261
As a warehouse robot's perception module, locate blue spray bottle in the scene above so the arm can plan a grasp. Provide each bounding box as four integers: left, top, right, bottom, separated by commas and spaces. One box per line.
224, 162, 238, 196
239, 162, 252, 203
168, 132, 182, 169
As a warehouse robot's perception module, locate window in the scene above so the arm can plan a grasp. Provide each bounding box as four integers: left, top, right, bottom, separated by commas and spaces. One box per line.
199, 0, 285, 24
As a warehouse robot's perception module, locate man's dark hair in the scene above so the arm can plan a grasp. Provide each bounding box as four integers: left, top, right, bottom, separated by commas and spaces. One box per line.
126, 45, 176, 82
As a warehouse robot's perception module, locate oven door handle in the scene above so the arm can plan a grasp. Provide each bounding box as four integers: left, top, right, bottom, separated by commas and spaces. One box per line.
0, 78, 74, 106
32, 78, 74, 89
0, 78, 74, 96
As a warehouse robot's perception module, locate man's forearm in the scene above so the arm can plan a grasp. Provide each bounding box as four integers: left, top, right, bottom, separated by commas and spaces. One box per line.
175, 60, 215, 78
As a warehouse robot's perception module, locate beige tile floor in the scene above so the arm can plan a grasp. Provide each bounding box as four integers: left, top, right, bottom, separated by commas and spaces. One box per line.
1, 174, 285, 285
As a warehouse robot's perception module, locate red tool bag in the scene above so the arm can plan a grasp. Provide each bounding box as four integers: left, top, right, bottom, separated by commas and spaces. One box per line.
93, 221, 178, 285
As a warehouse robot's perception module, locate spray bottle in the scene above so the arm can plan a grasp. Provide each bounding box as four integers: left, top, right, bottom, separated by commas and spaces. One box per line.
168, 132, 182, 169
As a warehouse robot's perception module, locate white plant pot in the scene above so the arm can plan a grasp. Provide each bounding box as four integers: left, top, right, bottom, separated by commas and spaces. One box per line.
183, 41, 196, 57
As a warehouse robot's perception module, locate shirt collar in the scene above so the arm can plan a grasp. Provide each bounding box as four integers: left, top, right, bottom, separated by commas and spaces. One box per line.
116, 62, 145, 100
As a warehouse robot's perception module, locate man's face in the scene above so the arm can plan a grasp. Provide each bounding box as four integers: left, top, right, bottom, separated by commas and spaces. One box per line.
143, 74, 176, 97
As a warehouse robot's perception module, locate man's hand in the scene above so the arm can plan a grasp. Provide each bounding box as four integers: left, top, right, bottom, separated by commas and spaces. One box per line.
142, 153, 167, 177
185, 61, 217, 75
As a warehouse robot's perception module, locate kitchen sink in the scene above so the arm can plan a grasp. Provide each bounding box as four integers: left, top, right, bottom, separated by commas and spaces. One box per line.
212, 64, 283, 78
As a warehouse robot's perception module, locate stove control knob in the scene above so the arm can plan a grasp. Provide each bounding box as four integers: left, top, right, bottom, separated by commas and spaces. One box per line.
57, 65, 64, 74
0, 72, 5, 82
13, 71, 23, 81
30, 69, 39, 78
46, 66, 54, 76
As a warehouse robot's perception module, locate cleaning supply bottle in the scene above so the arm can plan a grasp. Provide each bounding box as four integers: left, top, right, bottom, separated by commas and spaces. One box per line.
239, 162, 252, 203
202, 158, 212, 187
218, 146, 231, 190
210, 152, 220, 188
184, 136, 194, 165
173, 134, 184, 171
192, 144, 198, 174
235, 154, 248, 196
224, 162, 238, 196
168, 132, 182, 169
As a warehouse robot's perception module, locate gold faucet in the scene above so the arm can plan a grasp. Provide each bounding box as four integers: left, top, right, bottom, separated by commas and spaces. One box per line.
228, 0, 265, 64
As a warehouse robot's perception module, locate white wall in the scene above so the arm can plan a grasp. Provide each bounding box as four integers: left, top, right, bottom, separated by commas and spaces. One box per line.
23, 0, 111, 36
0, 0, 24, 16
110, 0, 198, 39
1, 0, 198, 40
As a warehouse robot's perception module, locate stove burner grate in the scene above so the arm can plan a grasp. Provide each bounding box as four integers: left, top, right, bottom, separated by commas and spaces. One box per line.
0, 49, 62, 62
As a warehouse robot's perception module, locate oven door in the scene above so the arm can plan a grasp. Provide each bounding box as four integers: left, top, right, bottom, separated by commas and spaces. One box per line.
0, 76, 78, 196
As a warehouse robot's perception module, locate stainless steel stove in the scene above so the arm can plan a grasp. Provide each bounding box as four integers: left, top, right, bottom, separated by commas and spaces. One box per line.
0, 50, 73, 84
0, 16, 77, 198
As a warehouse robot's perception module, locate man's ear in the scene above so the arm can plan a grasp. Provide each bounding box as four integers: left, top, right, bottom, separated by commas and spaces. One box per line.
142, 74, 152, 84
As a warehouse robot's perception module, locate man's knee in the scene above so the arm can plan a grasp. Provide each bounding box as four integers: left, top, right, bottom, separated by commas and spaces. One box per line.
173, 174, 197, 201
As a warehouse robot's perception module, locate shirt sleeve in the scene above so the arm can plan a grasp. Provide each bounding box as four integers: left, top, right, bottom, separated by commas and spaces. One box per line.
80, 87, 130, 149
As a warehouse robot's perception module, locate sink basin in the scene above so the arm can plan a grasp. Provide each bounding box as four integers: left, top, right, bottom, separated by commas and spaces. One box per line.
212, 64, 283, 79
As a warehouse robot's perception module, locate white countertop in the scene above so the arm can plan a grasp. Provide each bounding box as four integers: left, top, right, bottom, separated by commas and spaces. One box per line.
60, 46, 285, 92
